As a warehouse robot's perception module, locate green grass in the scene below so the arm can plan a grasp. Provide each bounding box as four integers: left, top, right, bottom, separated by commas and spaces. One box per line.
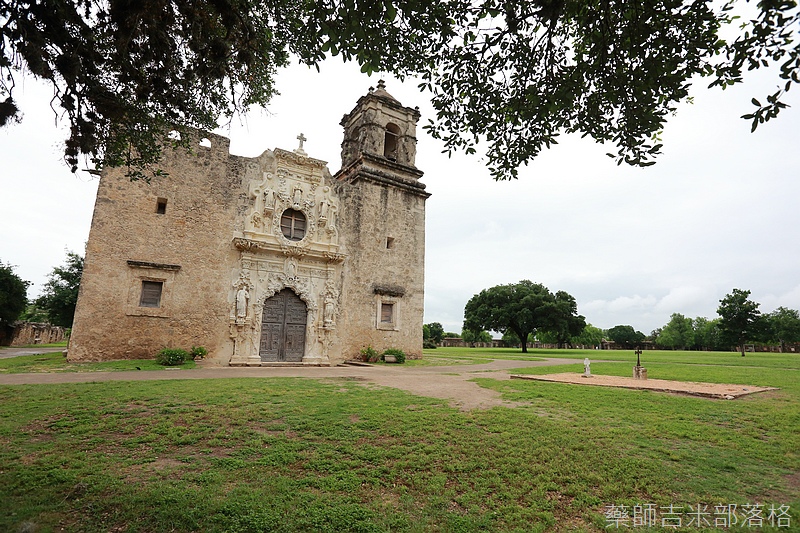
0, 341, 69, 349
0, 351, 798, 532
425, 346, 800, 369
0, 351, 196, 373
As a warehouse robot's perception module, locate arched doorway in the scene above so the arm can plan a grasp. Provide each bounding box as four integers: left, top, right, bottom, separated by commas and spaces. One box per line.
259, 289, 307, 362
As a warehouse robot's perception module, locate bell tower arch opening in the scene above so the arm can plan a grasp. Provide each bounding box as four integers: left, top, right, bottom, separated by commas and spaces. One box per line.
384, 123, 401, 161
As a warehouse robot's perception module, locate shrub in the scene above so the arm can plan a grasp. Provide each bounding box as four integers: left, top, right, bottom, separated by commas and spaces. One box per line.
382, 348, 406, 364
359, 346, 380, 363
190, 346, 208, 360
156, 348, 188, 366
422, 340, 437, 349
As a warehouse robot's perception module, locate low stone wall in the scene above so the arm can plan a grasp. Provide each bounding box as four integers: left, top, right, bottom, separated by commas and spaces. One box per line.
8, 322, 66, 346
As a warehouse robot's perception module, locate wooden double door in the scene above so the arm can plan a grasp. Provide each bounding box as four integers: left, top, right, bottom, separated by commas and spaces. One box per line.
259, 289, 307, 362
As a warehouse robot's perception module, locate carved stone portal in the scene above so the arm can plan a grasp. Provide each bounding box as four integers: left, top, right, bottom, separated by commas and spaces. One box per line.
259, 289, 307, 362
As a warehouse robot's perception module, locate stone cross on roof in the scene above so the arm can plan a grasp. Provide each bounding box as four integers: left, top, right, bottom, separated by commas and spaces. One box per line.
294, 133, 307, 156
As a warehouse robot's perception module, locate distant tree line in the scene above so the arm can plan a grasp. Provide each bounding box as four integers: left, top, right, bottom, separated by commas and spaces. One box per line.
649, 289, 800, 355
422, 285, 800, 356
0, 252, 84, 332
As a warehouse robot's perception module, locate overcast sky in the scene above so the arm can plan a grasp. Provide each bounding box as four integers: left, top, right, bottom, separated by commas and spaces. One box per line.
2, 57, 799, 336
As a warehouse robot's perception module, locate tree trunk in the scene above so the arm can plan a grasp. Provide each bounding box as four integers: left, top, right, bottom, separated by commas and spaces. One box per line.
740, 341, 745, 357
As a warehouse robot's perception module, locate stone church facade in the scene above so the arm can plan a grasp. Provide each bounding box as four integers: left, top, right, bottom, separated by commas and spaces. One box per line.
68, 83, 429, 366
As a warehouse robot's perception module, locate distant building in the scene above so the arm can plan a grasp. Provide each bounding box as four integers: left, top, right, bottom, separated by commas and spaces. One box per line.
0, 322, 66, 346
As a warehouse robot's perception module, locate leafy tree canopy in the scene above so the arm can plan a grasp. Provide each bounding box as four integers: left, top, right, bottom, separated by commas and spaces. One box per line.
572, 324, 604, 347
423, 322, 445, 344
462, 329, 492, 344
656, 313, 695, 350
463, 280, 582, 352
36, 252, 84, 328
0, 261, 29, 325
2, 1, 799, 180
606, 325, 646, 348
716, 288, 761, 356
693, 316, 727, 351
762, 306, 800, 352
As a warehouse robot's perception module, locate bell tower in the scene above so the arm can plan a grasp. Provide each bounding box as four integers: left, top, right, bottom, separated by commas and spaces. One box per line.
339, 80, 422, 171
334, 82, 429, 360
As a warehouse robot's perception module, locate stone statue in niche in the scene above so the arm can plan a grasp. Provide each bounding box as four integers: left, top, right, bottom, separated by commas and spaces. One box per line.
263, 189, 275, 215
236, 286, 250, 320
323, 279, 339, 328
285, 257, 298, 279
292, 186, 303, 210
318, 198, 329, 223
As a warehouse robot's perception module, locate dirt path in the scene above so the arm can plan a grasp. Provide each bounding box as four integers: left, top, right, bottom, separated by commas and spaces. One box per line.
0, 346, 65, 359
0, 358, 582, 411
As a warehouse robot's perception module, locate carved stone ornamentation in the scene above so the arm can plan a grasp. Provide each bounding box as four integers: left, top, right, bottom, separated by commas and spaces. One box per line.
284, 256, 298, 279
231, 275, 254, 325
322, 279, 340, 329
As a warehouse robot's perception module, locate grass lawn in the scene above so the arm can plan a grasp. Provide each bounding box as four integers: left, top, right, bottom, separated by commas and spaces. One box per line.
0, 341, 69, 349
0, 349, 797, 532
0, 352, 196, 373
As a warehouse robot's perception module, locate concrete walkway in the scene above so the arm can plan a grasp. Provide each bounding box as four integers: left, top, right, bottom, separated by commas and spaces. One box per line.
0, 357, 582, 411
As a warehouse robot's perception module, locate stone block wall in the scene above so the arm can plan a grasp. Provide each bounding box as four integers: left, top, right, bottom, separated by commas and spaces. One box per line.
8, 322, 66, 346
69, 133, 241, 363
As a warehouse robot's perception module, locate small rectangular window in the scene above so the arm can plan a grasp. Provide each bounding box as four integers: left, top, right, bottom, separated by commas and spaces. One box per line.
380, 303, 394, 323
386, 237, 394, 249
139, 281, 163, 308
156, 198, 167, 214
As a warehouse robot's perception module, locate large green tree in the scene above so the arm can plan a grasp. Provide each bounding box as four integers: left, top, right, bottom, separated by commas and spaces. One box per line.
36, 252, 84, 328
0, 261, 29, 326
2, 1, 799, 180
423, 322, 445, 344
462, 329, 492, 345
547, 291, 586, 348
762, 307, 800, 352
657, 313, 695, 350
693, 316, 726, 351
716, 288, 761, 357
463, 280, 582, 353
572, 324, 604, 348
606, 325, 646, 349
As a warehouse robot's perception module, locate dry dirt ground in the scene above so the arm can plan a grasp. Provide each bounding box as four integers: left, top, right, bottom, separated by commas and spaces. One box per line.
0, 358, 579, 411
0, 357, 776, 409
511, 373, 778, 400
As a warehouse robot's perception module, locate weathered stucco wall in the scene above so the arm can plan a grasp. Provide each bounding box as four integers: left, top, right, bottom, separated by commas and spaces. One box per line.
69, 133, 241, 363
335, 167, 426, 360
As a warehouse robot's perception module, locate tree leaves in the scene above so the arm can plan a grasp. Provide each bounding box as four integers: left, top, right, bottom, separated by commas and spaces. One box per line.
463, 280, 583, 352
1, 1, 798, 180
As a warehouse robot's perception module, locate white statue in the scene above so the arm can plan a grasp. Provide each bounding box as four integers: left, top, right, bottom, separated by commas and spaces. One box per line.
285, 257, 298, 279
323, 280, 339, 327
583, 357, 591, 377
263, 189, 275, 214
236, 287, 249, 319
